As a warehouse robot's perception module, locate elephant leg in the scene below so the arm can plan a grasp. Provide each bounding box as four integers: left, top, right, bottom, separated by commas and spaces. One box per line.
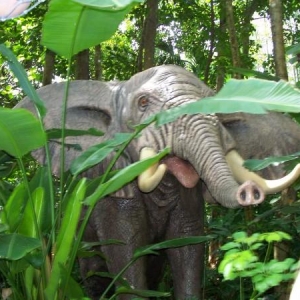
166, 185, 205, 300
146, 253, 167, 290
92, 196, 150, 299
79, 220, 112, 300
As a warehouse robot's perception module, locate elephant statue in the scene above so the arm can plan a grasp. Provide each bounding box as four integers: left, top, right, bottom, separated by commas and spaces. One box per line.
16, 65, 300, 299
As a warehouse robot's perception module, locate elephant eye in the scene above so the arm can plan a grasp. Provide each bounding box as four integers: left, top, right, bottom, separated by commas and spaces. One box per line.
138, 95, 149, 111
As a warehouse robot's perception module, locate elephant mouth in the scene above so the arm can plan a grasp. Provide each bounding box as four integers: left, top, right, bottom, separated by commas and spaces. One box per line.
162, 156, 200, 188
137, 147, 199, 193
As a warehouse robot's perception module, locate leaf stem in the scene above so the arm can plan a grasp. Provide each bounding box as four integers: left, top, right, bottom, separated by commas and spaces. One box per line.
58, 57, 72, 227
239, 276, 244, 300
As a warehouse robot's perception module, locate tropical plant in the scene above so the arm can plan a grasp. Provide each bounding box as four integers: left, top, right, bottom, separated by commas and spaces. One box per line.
219, 231, 298, 300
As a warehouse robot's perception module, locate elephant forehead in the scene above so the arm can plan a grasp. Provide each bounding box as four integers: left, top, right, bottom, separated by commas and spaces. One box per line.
124, 79, 211, 110
125, 65, 213, 96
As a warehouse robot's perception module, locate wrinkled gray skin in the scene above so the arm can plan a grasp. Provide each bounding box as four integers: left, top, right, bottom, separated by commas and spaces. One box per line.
16, 65, 300, 299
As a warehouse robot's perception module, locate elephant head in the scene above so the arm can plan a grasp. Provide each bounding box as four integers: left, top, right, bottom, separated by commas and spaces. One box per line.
16, 65, 300, 208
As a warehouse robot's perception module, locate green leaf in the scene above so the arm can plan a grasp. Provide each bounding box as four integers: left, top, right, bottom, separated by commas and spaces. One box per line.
25, 251, 44, 269
1, 183, 27, 232
258, 231, 291, 243
134, 235, 215, 259
18, 187, 45, 238
219, 250, 258, 280
80, 240, 125, 250
266, 258, 295, 274
0, 233, 41, 260
60, 265, 85, 299
84, 148, 170, 206
47, 128, 104, 139
209, 79, 300, 113
253, 273, 283, 294
220, 242, 240, 251
115, 286, 170, 298
42, 0, 143, 58
240, 262, 264, 277
134, 115, 156, 131
230, 67, 280, 81
286, 43, 300, 55
0, 44, 46, 117
249, 243, 264, 251
27, 167, 53, 233
45, 178, 85, 300
0, 151, 15, 177
74, 0, 144, 10
85, 170, 119, 196
70, 133, 133, 175
244, 152, 300, 171
0, 108, 46, 158
56, 179, 86, 252
91, 271, 131, 288
232, 231, 262, 246
156, 79, 300, 126
232, 231, 248, 241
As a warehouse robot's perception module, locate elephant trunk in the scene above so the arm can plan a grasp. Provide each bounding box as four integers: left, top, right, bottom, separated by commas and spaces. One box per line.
171, 114, 264, 208
137, 113, 265, 208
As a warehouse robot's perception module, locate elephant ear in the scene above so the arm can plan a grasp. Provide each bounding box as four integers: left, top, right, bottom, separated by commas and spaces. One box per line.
16, 80, 120, 176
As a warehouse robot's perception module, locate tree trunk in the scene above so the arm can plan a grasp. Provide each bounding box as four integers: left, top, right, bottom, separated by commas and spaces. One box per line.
216, 0, 227, 91
241, 0, 261, 63
94, 44, 102, 80
274, 188, 296, 300
269, 3, 290, 299
143, 0, 158, 69
137, 0, 159, 71
42, 49, 55, 86
225, 0, 241, 78
203, 0, 216, 84
136, 7, 145, 72
269, 0, 288, 80
75, 49, 90, 80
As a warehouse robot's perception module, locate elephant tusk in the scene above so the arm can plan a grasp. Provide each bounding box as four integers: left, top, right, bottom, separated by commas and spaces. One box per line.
138, 147, 167, 193
226, 150, 300, 194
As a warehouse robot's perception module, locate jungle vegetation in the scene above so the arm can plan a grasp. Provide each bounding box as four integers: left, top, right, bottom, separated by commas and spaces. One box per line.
1, 0, 300, 299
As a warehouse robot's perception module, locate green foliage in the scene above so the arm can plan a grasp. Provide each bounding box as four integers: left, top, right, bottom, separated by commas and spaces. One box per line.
0, 151, 15, 177
219, 231, 297, 298
101, 33, 138, 80
0, 108, 46, 158
42, 0, 143, 58
134, 235, 215, 258
0, 44, 46, 116
84, 148, 170, 206
0, 234, 41, 260
243, 151, 300, 172
230, 67, 280, 81
44, 178, 86, 300
287, 42, 300, 88
1, 1, 300, 299
0, 3, 47, 106
205, 196, 300, 299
